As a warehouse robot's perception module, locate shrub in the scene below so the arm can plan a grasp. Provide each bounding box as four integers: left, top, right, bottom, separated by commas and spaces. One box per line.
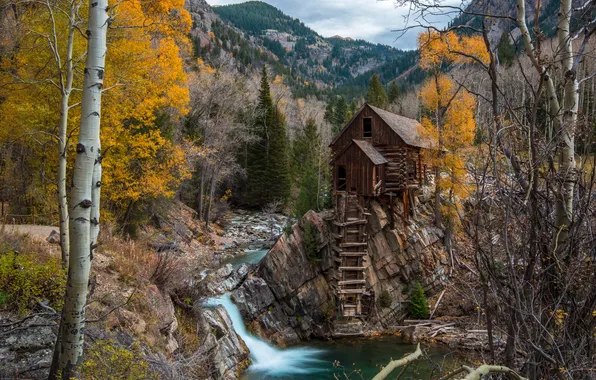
283, 220, 294, 236
379, 290, 392, 308
80, 340, 158, 380
303, 221, 321, 263
175, 308, 200, 354
409, 282, 429, 319
0, 251, 66, 314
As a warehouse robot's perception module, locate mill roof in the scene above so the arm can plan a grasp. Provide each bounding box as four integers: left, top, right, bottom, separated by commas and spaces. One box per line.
352, 140, 388, 165
330, 103, 436, 149
330, 139, 388, 165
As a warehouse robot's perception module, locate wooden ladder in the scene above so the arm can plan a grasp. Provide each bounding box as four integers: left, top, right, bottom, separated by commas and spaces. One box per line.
333, 193, 369, 317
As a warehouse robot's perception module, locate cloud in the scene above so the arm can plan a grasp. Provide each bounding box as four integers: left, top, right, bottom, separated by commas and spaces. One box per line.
206, 0, 453, 50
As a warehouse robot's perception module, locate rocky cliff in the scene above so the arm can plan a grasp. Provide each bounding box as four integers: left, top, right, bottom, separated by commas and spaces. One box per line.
231, 195, 449, 345
232, 211, 335, 346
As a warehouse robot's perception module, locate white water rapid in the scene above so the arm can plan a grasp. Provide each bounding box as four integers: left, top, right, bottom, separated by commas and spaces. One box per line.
208, 293, 326, 378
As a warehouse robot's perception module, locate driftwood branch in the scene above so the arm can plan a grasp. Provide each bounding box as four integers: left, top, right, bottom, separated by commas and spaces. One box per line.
439, 365, 474, 380
429, 288, 446, 318
462, 365, 529, 380
371, 343, 422, 380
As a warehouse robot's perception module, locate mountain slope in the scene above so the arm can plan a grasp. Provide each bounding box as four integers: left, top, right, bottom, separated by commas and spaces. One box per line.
450, 0, 563, 44
212, 1, 412, 90
185, 0, 422, 99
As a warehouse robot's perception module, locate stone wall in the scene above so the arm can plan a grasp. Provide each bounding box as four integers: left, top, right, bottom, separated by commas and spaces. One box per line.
231, 196, 449, 346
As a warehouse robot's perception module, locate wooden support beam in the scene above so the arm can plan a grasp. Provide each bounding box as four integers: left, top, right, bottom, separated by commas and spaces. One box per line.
340, 242, 367, 248
338, 289, 365, 294
389, 193, 395, 229
339, 251, 367, 256
334, 219, 367, 227
403, 190, 408, 221
338, 279, 366, 285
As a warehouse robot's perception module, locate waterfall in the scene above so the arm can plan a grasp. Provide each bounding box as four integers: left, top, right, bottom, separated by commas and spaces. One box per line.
208, 294, 326, 378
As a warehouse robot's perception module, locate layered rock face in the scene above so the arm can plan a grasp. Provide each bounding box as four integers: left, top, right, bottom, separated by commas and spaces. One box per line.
365, 200, 448, 327
232, 197, 448, 345
232, 210, 335, 346
199, 306, 250, 379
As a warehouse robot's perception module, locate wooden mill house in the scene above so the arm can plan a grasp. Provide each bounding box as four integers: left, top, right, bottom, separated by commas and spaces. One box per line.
329, 103, 435, 318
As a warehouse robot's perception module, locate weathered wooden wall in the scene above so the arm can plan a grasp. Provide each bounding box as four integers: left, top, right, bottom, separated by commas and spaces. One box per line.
333, 143, 385, 197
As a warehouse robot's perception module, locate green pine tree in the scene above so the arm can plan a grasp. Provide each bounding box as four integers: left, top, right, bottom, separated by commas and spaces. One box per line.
293, 118, 322, 217
349, 99, 357, 114
246, 67, 290, 207
324, 100, 335, 125
303, 220, 321, 263
497, 31, 515, 67
295, 165, 319, 218
409, 282, 429, 319
388, 81, 400, 104
333, 96, 348, 136
366, 73, 388, 109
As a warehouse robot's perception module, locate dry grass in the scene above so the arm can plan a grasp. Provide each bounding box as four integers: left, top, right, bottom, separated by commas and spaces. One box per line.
0, 226, 60, 258
100, 225, 162, 285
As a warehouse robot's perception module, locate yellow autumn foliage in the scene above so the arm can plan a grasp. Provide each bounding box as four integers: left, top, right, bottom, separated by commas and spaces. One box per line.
419, 75, 476, 229
418, 30, 489, 70
417, 30, 482, 229
0, 0, 193, 221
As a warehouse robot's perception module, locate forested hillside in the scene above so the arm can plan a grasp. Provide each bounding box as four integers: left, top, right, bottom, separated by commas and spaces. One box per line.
191, 0, 422, 98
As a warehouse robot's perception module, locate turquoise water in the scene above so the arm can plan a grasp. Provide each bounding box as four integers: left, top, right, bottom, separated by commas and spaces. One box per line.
223, 249, 268, 267
242, 337, 456, 380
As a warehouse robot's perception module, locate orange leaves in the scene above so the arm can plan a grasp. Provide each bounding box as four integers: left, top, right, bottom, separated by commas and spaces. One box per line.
459, 35, 490, 65
419, 74, 456, 110
101, 129, 190, 208
418, 30, 489, 70
419, 74, 476, 151
0, 0, 193, 221
136, 0, 192, 36
273, 75, 284, 84
197, 58, 216, 74
418, 31, 459, 70
418, 68, 477, 224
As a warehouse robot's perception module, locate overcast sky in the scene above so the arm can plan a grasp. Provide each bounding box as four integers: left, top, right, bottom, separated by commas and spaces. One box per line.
206, 0, 454, 50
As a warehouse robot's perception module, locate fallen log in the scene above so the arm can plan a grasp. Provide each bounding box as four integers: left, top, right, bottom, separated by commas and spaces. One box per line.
371, 343, 422, 380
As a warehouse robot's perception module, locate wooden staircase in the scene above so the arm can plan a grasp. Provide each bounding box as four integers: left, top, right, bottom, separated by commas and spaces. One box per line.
333, 193, 369, 317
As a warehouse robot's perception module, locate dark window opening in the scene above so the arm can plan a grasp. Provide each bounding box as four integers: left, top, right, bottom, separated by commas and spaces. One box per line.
407, 159, 417, 181
337, 165, 347, 191
363, 117, 372, 138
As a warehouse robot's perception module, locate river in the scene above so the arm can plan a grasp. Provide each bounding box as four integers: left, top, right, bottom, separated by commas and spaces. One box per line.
208, 247, 457, 379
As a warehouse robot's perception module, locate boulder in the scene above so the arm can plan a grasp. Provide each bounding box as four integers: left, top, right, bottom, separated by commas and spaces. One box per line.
0, 315, 56, 379
46, 230, 60, 244
232, 276, 275, 320
207, 264, 251, 295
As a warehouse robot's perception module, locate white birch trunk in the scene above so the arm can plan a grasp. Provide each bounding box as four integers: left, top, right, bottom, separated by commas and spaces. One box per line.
57, 0, 77, 268
555, 0, 577, 242
516, 0, 577, 247
57, 0, 108, 376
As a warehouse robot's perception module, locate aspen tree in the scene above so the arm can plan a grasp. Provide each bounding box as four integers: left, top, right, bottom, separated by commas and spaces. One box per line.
56, 0, 79, 268
53, 0, 108, 377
